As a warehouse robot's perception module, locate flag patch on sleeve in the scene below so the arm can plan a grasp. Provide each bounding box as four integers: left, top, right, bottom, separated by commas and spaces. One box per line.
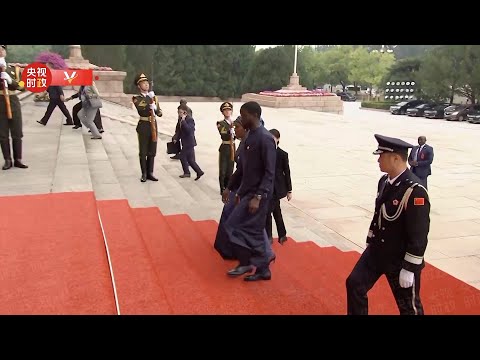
414, 197, 425, 206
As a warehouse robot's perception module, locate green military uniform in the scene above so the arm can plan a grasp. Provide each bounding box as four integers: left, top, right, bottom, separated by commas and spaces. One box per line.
217, 102, 235, 194
0, 45, 28, 170
132, 73, 162, 182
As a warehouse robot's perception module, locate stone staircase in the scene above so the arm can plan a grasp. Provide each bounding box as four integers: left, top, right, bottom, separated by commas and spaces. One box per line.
10, 94, 361, 251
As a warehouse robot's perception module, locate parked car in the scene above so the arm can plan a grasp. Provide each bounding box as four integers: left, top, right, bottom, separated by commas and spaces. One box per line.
390, 100, 425, 115
406, 103, 439, 117
336, 92, 356, 101
467, 105, 480, 124
444, 104, 473, 121
424, 104, 451, 119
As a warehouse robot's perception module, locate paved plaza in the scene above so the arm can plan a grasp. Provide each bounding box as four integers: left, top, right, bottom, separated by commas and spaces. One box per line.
2, 96, 480, 289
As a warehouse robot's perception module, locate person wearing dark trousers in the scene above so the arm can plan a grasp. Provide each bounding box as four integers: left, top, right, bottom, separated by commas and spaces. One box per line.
217, 116, 276, 264
66, 88, 104, 132
224, 102, 277, 282
215, 116, 246, 260
178, 104, 204, 181
132, 73, 162, 182
37, 63, 73, 126
265, 129, 292, 245
170, 99, 191, 160
408, 136, 433, 189
346, 134, 430, 315
0, 45, 28, 170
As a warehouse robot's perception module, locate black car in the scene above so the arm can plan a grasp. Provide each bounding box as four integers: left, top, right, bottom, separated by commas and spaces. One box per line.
406, 103, 440, 117
424, 104, 451, 119
467, 105, 480, 124
390, 100, 425, 115
336, 92, 356, 101
444, 104, 473, 121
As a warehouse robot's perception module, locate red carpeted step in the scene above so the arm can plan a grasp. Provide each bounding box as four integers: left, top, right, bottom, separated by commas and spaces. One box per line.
267, 239, 346, 314
323, 249, 480, 314
420, 263, 480, 315
97, 200, 172, 314
192, 220, 336, 314
339, 250, 398, 314
298, 243, 400, 314
0, 192, 116, 314
132, 208, 221, 314
163, 214, 274, 314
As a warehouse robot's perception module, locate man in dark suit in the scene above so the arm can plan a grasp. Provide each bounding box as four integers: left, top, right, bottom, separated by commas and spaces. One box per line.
171, 99, 192, 160
178, 104, 204, 180
36, 62, 73, 126
266, 129, 292, 245
408, 136, 433, 189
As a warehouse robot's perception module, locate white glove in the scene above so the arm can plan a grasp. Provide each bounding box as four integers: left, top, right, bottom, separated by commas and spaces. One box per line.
148, 91, 155, 98
0, 57, 6, 68
149, 103, 157, 111
1, 71, 12, 84
399, 269, 414, 288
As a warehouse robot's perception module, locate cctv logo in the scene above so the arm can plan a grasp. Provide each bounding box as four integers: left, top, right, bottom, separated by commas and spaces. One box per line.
63, 71, 78, 84
49, 69, 94, 86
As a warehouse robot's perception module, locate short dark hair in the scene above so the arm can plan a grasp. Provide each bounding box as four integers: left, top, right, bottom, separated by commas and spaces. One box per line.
180, 99, 187, 104
240, 101, 262, 118
178, 104, 189, 112
269, 129, 280, 139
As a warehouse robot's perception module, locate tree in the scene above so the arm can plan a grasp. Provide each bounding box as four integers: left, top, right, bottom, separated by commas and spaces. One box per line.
50, 45, 70, 59
321, 46, 355, 91
416, 45, 464, 103
244, 46, 296, 93
350, 47, 395, 96
7, 45, 51, 63
83, 45, 126, 70
456, 45, 480, 104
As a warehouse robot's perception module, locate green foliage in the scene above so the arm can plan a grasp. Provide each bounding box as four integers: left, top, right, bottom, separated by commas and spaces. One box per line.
50, 45, 70, 58
7, 45, 52, 63
416, 46, 463, 103
12, 44, 475, 102
83, 45, 126, 70
350, 47, 395, 92
361, 101, 395, 110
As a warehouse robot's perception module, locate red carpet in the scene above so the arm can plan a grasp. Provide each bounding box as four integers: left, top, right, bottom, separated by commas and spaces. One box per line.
97, 200, 171, 314
2, 192, 480, 314
0, 192, 116, 314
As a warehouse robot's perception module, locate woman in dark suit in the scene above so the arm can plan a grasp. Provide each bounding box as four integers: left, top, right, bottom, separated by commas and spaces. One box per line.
214, 117, 246, 259
214, 117, 275, 264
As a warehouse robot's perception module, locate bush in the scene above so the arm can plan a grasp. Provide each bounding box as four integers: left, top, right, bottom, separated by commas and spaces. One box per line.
361, 101, 395, 110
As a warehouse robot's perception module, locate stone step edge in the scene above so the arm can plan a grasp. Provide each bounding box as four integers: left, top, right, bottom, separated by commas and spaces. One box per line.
102, 113, 173, 138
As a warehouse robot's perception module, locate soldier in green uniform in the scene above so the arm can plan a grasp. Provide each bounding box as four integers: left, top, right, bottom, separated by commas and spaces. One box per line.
217, 102, 235, 195
0, 45, 28, 170
132, 73, 162, 182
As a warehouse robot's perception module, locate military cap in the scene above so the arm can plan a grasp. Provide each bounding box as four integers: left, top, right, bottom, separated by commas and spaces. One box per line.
373, 134, 414, 155
220, 102, 233, 112
134, 73, 149, 86
1, 45, 6, 50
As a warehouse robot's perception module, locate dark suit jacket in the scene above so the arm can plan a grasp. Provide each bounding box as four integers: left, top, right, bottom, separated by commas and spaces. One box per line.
179, 116, 197, 149
408, 144, 434, 178
273, 147, 292, 199
47, 85, 64, 100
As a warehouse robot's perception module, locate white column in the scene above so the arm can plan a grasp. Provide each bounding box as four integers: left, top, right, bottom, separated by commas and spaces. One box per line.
293, 45, 298, 75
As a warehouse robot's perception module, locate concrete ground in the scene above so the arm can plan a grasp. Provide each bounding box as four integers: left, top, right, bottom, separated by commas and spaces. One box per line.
2, 95, 480, 289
